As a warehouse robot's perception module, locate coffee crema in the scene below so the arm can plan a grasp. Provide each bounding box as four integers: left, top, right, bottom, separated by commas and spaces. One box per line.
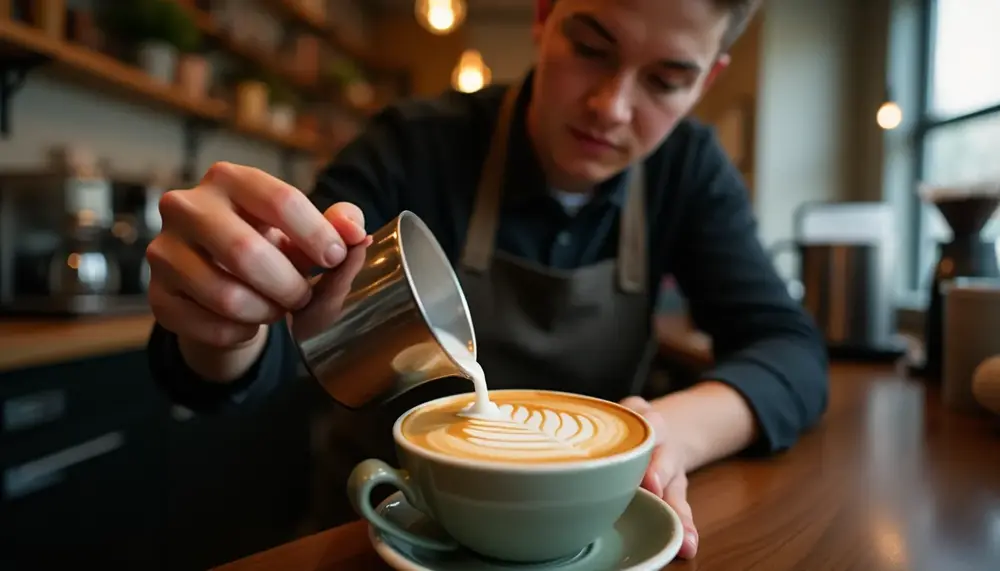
400, 390, 650, 464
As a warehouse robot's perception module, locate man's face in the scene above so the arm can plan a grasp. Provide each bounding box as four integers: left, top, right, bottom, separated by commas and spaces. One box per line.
528, 0, 731, 189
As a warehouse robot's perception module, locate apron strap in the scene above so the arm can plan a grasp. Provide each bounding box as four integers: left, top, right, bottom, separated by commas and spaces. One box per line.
459, 76, 648, 297
616, 164, 647, 294
459, 82, 522, 273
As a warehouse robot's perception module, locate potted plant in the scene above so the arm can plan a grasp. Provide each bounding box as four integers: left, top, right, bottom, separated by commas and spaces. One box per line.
267, 78, 300, 135
228, 68, 268, 127
106, 0, 201, 84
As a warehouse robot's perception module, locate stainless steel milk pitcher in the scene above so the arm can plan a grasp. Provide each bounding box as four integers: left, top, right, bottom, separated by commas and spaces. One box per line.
288, 211, 478, 409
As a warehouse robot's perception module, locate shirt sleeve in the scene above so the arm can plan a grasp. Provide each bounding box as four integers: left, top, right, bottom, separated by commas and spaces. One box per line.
670, 128, 830, 456
147, 111, 409, 410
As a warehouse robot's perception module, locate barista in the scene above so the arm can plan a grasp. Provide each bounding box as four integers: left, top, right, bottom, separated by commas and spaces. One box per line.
145, 0, 827, 560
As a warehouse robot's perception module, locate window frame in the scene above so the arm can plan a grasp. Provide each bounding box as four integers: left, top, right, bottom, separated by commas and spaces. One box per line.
909, 0, 1000, 289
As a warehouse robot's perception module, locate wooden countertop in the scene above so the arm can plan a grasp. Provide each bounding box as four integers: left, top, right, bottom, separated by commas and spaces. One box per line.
214, 364, 1000, 571
0, 312, 704, 375
0, 314, 155, 372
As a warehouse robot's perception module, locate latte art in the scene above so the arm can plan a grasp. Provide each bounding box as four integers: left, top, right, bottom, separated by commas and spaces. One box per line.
401, 390, 650, 464
462, 404, 608, 457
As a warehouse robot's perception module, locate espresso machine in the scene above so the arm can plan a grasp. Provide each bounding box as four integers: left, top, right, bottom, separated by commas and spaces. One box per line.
0, 167, 163, 316
770, 202, 906, 361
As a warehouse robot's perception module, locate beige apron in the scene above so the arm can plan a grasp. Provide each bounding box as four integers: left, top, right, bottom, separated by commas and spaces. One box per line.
313, 81, 655, 528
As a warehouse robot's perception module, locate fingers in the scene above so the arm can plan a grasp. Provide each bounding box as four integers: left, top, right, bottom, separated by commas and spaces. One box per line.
663, 473, 698, 559
203, 162, 348, 267
620, 396, 652, 414
640, 444, 668, 497
158, 188, 311, 310
148, 279, 262, 348
325, 202, 368, 246
263, 227, 319, 275
147, 233, 286, 324
263, 212, 369, 277
640, 446, 698, 560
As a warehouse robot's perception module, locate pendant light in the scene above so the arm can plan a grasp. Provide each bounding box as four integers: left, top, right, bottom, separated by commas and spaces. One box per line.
415, 0, 466, 35
877, 86, 903, 131
452, 49, 491, 93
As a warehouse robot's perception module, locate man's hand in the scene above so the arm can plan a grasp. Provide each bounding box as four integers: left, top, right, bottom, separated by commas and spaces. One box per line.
620, 396, 699, 560
146, 162, 368, 381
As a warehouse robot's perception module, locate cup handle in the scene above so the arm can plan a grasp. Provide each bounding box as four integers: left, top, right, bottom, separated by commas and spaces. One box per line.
347, 458, 459, 552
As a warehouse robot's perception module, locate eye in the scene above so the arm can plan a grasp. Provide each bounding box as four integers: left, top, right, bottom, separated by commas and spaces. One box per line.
571, 40, 609, 60
648, 76, 682, 93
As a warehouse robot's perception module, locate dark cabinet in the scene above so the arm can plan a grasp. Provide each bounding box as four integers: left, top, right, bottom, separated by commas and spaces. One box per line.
0, 351, 167, 570
0, 349, 326, 571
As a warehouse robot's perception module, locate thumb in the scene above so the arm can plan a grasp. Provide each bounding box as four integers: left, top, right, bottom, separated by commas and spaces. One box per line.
324, 202, 367, 246
663, 475, 698, 560
639, 445, 667, 497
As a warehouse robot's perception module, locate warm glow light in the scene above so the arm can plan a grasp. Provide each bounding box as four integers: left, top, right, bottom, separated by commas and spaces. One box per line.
415, 0, 466, 35
877, 101, 903, 130
451, 49, 491, 93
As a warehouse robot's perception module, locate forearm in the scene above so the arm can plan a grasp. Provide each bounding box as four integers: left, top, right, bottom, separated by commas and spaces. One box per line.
647, 381, 758, 473
177, 325, 269, 383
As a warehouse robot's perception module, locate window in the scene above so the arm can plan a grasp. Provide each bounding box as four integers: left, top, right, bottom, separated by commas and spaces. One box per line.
911, 0, 1000, 291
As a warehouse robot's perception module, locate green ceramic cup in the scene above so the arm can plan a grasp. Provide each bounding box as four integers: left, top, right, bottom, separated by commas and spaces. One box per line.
347, 390, 655, 564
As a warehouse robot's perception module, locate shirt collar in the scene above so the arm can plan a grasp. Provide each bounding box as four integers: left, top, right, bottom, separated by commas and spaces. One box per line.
501, 70, 628, 209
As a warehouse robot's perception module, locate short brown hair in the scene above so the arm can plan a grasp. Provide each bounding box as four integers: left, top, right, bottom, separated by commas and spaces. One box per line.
715, 0, 763, 52
543, 0, 763, 54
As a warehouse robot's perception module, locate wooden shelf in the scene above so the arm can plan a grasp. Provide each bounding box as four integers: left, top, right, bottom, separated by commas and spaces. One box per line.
0, 18, 227, 121
266, 0, 397, 73
233, 120, 317, 153
175, 2, 373, 118
0, 18, 326, 155
179, 3, 315, 92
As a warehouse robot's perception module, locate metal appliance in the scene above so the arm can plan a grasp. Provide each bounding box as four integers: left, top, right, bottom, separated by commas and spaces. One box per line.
770, 202, 905, 361
0, 169, 163, 316
916, 188, 1000, 380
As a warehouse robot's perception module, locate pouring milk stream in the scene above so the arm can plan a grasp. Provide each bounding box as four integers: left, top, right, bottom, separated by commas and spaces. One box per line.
433, 328, 501, 418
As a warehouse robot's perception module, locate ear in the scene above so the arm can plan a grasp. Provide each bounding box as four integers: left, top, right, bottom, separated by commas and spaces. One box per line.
536, 0, 554, 22
701, 54, 730, 92
533, 0, 552, 44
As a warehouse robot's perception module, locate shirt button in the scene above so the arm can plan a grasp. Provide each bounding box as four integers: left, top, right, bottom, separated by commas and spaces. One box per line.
557, 231, 572, 246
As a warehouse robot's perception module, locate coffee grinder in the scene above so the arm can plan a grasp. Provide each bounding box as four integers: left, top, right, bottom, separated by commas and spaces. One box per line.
916, 183, 1000, 380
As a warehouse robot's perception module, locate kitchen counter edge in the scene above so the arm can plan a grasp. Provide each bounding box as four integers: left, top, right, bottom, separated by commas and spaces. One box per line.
0, 314, 155, 373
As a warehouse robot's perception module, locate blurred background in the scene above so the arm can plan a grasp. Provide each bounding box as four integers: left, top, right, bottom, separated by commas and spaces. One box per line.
0, 0, 998, 569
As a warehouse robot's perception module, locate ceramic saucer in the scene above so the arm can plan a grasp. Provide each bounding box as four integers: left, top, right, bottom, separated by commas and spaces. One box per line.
368, 488, 683, 571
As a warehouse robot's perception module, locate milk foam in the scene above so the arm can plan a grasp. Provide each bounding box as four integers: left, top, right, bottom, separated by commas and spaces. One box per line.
405, 392, 643, 463
433, 328, 500, 418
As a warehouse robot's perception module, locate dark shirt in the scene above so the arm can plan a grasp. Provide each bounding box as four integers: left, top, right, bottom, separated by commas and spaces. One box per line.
148, 73, 829, 456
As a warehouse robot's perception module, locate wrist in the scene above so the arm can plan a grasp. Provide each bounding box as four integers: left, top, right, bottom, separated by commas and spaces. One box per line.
621, 395, 698, 473
177, 326, 269, 383
643, 399, 701, 473
644, 381, 757, 473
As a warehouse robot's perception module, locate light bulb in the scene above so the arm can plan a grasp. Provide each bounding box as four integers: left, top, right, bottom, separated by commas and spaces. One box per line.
452, 50, 491, 93
415, 0, 466, 35
428, 7, 454, 30
877, 101, 903, 130
457, 69, 483, 92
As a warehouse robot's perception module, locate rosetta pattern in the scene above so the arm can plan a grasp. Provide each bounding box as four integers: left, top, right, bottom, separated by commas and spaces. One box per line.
421, 400, 633, 462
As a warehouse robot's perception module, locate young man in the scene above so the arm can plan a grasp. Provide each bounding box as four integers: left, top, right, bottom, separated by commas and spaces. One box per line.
146, 0, 827, 559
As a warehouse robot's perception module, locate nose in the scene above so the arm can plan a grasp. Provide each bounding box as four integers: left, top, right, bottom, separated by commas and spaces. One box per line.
586, 73, 634, 126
